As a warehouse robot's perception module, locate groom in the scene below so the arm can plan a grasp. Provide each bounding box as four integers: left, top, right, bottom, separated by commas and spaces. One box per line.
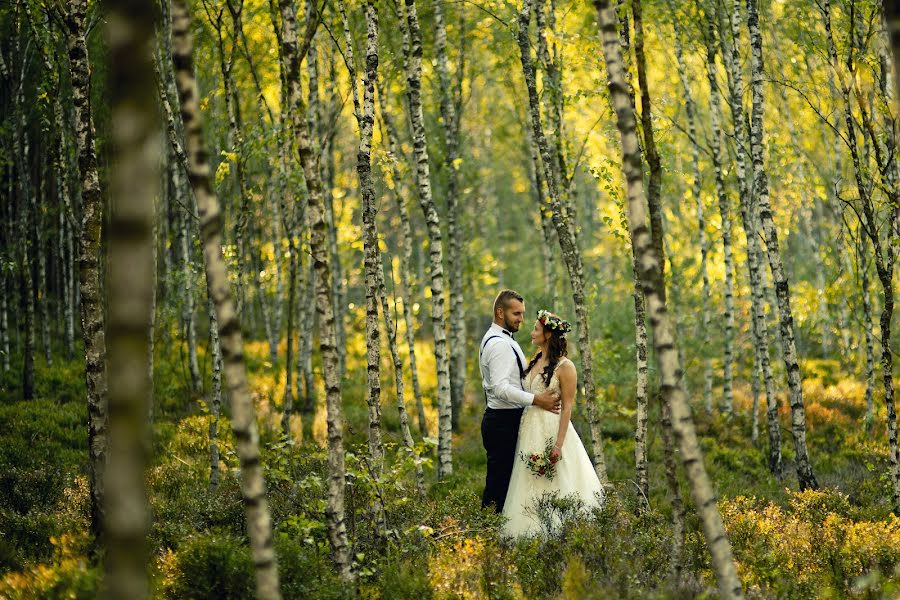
479, 289, 560, 512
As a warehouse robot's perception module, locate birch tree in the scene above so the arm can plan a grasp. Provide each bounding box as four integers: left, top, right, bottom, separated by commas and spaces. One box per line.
64, 0, 109, 542
704, 29, 736, 415
671, 8, 712, 412
616, 2, 649, 509
339, 0, 385, 477
396, 0, 453, 478
376, 72, 429, 438
103, 0, 158, 592
716, 3, 781, 476
745, 0, 818, 489
518, 0, 609, 484
631, 0, 684, 567
11, 13, 35, 402
277, 0, 353, 578
433, 0, 467, 431
594, 2, 743, 596
171, 1, 281, 595
824, 0, 899, 509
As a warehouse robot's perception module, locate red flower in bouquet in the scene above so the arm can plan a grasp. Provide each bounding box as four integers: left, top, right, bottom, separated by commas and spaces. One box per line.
519, 438, 561, 481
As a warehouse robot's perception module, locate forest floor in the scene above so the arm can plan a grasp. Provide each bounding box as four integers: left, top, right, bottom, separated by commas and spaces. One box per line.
1, 339, 899, 599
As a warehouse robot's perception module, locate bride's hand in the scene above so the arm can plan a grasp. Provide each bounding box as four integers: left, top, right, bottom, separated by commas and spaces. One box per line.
549, 446, 562, 462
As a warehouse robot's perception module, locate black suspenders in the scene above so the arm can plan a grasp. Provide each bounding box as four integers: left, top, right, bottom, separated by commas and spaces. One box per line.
480, 335, 526, 403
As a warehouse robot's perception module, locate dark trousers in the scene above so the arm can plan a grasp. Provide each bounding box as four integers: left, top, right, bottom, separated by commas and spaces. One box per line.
481, 407, 525, 512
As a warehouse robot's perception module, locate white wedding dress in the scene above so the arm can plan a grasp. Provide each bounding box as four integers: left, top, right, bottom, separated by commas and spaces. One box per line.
501, 357, 605, 538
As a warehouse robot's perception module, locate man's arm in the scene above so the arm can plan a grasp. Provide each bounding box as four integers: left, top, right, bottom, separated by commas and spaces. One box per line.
483, 341, 534, 407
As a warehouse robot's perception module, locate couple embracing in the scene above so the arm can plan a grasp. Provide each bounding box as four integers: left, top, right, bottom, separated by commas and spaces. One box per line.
479, 289, 605, 538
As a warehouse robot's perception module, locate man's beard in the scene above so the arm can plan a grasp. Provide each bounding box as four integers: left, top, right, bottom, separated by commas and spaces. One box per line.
502, 317, 519, 332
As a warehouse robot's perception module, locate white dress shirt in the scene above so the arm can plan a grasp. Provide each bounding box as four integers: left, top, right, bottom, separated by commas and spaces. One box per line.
480, 323, 535, 409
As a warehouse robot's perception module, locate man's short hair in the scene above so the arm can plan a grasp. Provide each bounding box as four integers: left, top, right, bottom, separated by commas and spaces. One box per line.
493, 289, 524, 315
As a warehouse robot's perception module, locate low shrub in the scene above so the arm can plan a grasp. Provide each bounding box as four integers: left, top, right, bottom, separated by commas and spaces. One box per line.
0, 533, 98, 599
720, 489, 900, 598
157, 529, 254, 600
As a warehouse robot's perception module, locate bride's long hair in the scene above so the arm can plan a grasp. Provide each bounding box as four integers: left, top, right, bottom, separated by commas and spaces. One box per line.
524, 315, 568, 387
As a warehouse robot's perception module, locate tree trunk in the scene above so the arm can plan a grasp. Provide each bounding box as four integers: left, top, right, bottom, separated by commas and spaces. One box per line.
825, 0, 898, 509
298, 259, 316, 414
860, 237, 876, 433
0, 252, 8, 372
375, 74, 429, 438
433, 0, 467, 433
672, 13, 712, 413
282, 248, 296, 438
33, 177, 51, 366
277, 0, 352, 579
207, 293, 223, 490
65, 0, 109, 543
103, 0, 159, 592
16, 155, 35, 403
54, 93, 76, 362
518, 0, 609, 484
631, 0, 664, 299
176, 163, 202, 395
632, 245, 649, 509
715, 7, 782, 474
375, 247, 427, 495
397, 0, 453, 478
11, 27, 34, 399
702, 22, 737, 416
630, 0, 685, 568
171, 3, 282, 595
524, 124, 558, 303
746, 0, 817, 489
594, 2, 743, 597
211, 6, 251, 323
313, 44, 348, 381
148, 187, 159, 424
340, 0, 385, 476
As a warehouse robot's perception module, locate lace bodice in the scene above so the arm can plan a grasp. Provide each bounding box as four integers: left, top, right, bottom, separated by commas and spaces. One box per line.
524, 357, 572, 395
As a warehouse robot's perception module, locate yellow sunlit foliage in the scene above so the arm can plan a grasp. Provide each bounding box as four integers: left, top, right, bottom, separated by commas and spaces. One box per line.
429, 534, 523, 599
0, 533, 95, 599
721, 490, 900, 596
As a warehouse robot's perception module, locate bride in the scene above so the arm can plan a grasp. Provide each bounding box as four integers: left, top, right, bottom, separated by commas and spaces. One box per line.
502, 310, 605, 538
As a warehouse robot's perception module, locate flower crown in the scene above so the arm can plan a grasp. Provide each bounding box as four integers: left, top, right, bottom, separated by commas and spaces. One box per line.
537, 310, 572, 337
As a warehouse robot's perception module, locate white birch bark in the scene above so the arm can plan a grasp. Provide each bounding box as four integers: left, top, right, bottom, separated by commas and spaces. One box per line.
825, 0, 898, 507
176, 164, 202, 395
433, 0, 467, 432
703, 22, 736, 416
277, 0, 352, 578
747, 0, 818, 489
716, 6, 782, 474
518, 0, 609, 484
171, 2, 282, 594
339, 0, 386, 477
375, 74, 429, 438
672, 14, 712, 413
594, 2, 743, 596
207, 293, 223, 490
397, 0, 453, 478
64, 0, 109, 541
632, 244, 649, 509
860, 240, 875, 432
631, 0, 684, 566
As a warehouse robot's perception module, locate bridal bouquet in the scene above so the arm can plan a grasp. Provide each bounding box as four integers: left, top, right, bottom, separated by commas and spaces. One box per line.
519, 438, 560, 481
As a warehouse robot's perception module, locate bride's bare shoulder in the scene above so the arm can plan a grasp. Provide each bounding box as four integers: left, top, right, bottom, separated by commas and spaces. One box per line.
557, 357, 576, 378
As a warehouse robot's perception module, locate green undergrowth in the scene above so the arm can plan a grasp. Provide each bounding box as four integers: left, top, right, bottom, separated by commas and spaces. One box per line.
0, 349, 898, 598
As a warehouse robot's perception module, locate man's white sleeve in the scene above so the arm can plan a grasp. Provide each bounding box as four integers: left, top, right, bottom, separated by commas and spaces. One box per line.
483, 341, 534, 407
